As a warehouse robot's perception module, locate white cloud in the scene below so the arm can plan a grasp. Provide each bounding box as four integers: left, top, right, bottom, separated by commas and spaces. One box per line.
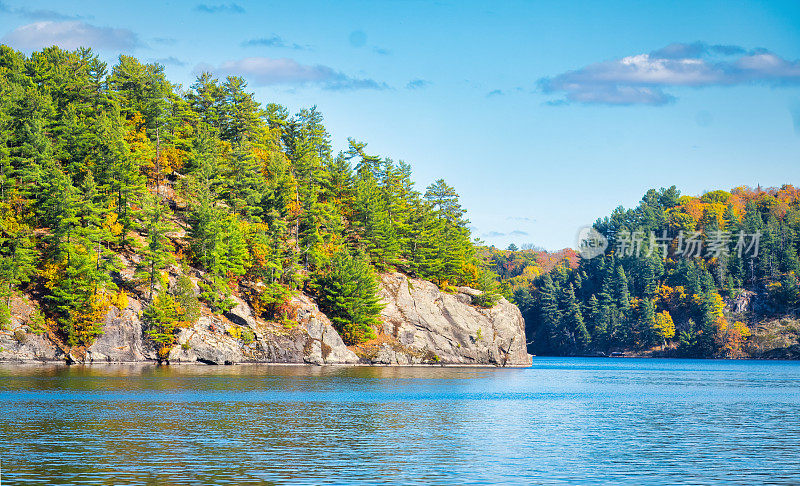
540, 42, 800, 105
2, 21, 140, 51
200, 57, 388, 91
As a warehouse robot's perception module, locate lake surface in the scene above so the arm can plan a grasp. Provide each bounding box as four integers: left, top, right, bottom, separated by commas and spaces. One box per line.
1, 358, 799, 485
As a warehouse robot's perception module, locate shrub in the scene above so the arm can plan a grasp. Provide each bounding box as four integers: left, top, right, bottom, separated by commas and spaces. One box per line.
198, 277, 235, 314
27, 308, 46, 335
472, 292, 501, 308
240, 327, 255, 344
0, 301, 10, 331
172, 275, 200, 324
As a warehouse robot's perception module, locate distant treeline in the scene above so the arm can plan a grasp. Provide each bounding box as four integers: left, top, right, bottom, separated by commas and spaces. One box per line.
484, 186, 800, 358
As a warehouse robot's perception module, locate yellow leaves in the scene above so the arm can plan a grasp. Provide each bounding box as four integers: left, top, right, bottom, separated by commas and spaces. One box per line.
227, 325, 242, 340
70, 289, 114, 345
655, 284, 673, 304
286, 200, 302, 220
39, 261, 65, 290
125, 111, 155, 171
103, 205, 123, 237
767, 281, 782, 291
158, 145, 185, 175
656, 284, 689, 309
461, 262, 480, 288
731, 320, 751, 338
666, 208, 697, 233
653, 310, 676, 341
708, 292, 725, 320
113, 290, 128, 311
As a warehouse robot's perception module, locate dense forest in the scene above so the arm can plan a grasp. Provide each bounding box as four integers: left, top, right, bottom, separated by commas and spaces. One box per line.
487, 186, 800, 358
0, 45, 499, 356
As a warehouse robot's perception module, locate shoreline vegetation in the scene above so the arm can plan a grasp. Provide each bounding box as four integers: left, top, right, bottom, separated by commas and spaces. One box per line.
0, 45, 797, 364
0, 45, 529, 366
485, 187, 800, 361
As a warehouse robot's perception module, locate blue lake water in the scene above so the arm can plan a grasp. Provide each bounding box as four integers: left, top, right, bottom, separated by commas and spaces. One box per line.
1, 358, 799, 485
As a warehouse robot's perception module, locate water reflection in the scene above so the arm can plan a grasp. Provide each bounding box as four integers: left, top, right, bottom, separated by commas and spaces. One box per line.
1, 359, 799, 485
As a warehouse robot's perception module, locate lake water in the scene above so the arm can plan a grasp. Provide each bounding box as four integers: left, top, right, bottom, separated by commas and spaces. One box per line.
1, 358, 799, 485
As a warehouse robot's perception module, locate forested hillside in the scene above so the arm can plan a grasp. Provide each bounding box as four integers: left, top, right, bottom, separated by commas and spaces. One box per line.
493, 186, 800, 358
0, 45, 498, 356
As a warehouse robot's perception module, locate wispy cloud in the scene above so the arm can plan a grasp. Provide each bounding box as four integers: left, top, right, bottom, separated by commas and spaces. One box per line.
2, 21, 141, 51
486, 87, 523, 98
242, 35, 310, 51
194, 3, 244, 14
153, 36, 177, 45
406, 79, 431, 90
153, 56, 186, 66
0, 1, 87, 21
539, 42, 800, 105
481, 230, 530, 238
197, 57, 389, 91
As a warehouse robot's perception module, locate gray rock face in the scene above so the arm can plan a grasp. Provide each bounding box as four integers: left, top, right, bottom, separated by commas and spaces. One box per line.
86, 298, 155, 363
362, 273, 531, 367
169, 294, 358, 365
0, 273, 529, 367
0, 298, 63, 362
0, 324, 63, 362
290, 293, 359, 365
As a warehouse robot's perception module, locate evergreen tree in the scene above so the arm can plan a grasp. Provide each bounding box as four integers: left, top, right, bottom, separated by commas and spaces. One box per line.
312, 249, 383, 344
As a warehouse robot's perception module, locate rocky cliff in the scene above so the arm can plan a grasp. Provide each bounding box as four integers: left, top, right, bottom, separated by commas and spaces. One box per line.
352, 273, 531, 366
0, 273, 531, 367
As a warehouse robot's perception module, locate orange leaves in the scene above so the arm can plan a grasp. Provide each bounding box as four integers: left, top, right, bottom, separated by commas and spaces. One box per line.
720, 320, 751, 358
158, 145, 185, 175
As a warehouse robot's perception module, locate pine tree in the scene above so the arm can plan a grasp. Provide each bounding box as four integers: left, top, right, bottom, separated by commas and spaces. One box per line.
562, 283, 590, 352
135, 193, 174, 300
312, 249, 384, 345
538, 274, 561, 353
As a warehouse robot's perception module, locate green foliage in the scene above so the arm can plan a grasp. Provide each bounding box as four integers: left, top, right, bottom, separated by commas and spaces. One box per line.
312, 249, 383, 345
142, 291, 182, 357
27, 307, 46, 335
171, 275, 201, 324
198, 277, 236, 314
0, 299, 10, 330
472, 292, 501, 308
513, 185, 800, 358
0, 45, 498, 352
135, 193, 174, 299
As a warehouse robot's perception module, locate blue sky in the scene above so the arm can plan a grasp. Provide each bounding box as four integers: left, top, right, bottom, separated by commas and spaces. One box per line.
2, 0, 800, 250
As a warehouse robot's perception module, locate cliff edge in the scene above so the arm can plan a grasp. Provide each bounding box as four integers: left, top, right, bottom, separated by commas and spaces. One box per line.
0, 273, 531, 367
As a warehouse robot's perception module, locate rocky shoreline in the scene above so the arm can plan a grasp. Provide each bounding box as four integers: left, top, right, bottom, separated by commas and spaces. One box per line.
0, 273, 532, 367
